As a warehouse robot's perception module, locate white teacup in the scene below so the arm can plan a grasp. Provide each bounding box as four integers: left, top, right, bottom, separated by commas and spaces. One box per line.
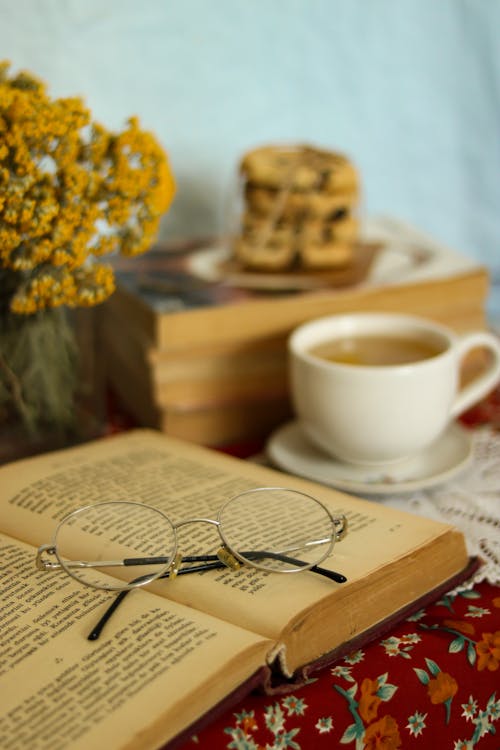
289, 313, 500, 466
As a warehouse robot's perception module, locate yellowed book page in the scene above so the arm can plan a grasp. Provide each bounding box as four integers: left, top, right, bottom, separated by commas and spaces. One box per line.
0, 532, 271, 750
0, 430, 464, 645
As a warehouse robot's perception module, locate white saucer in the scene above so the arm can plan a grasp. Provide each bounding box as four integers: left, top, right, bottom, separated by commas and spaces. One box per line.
266, 421, 473, 495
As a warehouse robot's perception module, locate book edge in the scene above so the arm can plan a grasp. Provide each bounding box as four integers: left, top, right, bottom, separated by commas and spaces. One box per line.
164, 556, 480, 749
268, 554, 482, 693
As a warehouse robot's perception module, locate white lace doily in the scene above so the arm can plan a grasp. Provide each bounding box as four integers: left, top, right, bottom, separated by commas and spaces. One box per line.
384, 427, 500, 585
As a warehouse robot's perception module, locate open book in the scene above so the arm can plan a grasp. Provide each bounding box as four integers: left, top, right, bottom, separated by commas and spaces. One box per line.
0, 429, 473, 750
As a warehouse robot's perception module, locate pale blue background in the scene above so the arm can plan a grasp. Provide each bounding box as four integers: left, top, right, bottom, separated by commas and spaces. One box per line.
1, 0, 499, 312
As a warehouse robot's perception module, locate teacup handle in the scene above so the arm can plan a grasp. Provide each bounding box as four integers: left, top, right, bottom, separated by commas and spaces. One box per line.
450, 331, 500, 418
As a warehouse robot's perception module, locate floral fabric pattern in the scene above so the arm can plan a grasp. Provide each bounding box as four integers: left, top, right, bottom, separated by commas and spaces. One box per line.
175, 581, 500, 749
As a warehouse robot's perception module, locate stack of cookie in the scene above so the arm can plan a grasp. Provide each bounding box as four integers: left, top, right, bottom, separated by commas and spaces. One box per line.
233, 144, 360, 271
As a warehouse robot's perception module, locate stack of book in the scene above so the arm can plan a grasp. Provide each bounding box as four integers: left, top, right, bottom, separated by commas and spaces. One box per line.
97, 216, 491, 446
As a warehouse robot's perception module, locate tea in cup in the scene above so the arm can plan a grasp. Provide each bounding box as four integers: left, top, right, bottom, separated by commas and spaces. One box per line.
289, 313, 500, 465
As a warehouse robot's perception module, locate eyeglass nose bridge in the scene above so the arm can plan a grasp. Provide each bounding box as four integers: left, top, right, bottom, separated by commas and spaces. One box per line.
173, 516, 222, 555
173, 517, 221, 530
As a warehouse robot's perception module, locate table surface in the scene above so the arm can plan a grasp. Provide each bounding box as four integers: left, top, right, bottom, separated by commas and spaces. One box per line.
176, 580, 499, 750
172, 390, 500, 750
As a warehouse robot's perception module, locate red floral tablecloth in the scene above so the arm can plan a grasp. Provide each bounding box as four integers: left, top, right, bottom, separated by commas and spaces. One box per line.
176, 580, 499, 749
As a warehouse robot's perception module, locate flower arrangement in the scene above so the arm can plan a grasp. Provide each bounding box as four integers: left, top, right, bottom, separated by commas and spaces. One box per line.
0, 60, 175, 314
0, 61, 175, 442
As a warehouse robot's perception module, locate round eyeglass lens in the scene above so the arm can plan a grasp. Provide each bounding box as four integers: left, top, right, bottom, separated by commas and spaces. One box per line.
54, 501, 177, 591
218, 488, 335, 573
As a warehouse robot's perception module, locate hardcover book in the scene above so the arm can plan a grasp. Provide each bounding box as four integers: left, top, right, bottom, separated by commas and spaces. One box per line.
0, 429, 475, 750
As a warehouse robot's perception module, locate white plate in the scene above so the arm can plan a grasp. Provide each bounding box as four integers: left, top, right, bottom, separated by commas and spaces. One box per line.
266, 420, 473, 495
187, 241, 429, 291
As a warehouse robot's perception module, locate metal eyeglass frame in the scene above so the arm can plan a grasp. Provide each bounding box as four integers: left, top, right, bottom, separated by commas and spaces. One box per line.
35, 487, 348, 641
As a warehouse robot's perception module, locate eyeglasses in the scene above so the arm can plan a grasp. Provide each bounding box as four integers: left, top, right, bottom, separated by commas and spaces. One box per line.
35, 487, 347, 640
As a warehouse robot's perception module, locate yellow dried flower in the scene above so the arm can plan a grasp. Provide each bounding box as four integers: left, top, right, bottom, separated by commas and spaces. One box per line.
0, 61, 175, 314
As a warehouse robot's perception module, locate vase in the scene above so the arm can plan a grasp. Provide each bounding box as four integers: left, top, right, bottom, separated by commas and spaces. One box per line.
0, 306, 105, 463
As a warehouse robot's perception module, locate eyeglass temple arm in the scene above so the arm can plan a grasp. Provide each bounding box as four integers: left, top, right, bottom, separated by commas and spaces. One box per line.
37, 548, 345, 581
242, 551, 346, 583
138, 552, 346, 583
125, 552, 345, 583
87, 551, 346, 641
87, 560, 227, 641
37, 549, 345, 583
